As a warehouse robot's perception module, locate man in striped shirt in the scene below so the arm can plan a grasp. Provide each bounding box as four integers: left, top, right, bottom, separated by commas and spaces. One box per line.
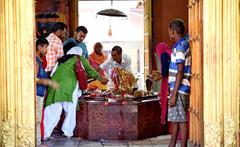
45, 22, 67, 74
167, 19, 191, 147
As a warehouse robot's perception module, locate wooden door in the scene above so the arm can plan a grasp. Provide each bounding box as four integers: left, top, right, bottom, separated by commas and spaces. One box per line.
188, 0, 203, 146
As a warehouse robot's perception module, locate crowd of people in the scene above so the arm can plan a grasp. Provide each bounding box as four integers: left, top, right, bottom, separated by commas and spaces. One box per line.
36, 18, 191, 147
36, 22, 132, 147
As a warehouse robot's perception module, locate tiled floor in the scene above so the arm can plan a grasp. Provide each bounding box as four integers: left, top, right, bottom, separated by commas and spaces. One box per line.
42, 134, 186, 147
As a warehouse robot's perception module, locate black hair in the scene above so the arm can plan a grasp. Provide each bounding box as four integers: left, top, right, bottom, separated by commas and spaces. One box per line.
58, 54, 75, 65
51, 22, 67, 32
169, 19, 185, 35
75, 26, 88, 34
36, 37, 49, 51
112, 45, 122, 55
63, 41, 78, 55
59, 41, 78, 64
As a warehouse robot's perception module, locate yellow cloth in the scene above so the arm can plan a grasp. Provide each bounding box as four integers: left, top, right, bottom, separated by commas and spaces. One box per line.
87, 80, 107, 91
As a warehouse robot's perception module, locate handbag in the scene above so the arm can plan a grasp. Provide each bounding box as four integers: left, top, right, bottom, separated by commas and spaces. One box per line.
75, 57, 88, 90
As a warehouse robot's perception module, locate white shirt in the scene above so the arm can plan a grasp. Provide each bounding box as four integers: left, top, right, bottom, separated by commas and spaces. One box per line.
99, 54, 132, 72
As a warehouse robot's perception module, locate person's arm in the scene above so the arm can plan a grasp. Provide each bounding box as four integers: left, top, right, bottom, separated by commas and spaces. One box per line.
168, 63, 184, 107
45, 44, 56, 72
80, 56, 108, 84
79, 42, 89, 59
80, 56, 101, 79
36, 60, 59, 89
89, 58, 99, 69
85, 45, 89, 59
168, 44, 186, 107
98, 55, 111, 70
161, 53, 170, 77
56, 41, 64, 60
36, 62, 50, 86
125, 55, 132, 72
36, 62, 40, 83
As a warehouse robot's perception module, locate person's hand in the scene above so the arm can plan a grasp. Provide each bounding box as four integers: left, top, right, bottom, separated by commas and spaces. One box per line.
152, 70, 162, 81
96, 67, 101, 72
48, 80, 59, 89
42, 79, 59, 89
41, 79, 49, 86
100, 78, 108, 85
168, 93, 177, 107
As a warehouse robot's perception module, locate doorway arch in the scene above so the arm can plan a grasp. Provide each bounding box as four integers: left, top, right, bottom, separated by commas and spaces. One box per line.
0, 0, 239, 146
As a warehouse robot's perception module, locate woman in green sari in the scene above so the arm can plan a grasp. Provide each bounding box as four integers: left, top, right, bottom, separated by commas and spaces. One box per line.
43, 43, 107, 140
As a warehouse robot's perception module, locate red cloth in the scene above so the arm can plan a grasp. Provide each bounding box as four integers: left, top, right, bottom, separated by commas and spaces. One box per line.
75, 58, 88, 90
40, 56, 47, 139
42, 55, 47, 69
156, 43, 172, 124
40, 105, 44, 139
40, 94, 47, 139
89, 59, 105, 76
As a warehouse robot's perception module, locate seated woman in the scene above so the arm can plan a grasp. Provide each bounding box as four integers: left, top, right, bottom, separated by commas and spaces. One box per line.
89, 42, 107, 76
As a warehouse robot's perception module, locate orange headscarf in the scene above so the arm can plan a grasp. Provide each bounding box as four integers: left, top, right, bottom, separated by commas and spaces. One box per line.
89, 52, 107, 65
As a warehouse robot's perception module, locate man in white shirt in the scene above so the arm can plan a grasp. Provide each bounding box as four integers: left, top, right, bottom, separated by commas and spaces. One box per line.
99, 45, 132, 73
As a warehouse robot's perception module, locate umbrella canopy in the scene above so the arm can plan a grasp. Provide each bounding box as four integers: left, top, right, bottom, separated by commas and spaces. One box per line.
97, 8, 127, 17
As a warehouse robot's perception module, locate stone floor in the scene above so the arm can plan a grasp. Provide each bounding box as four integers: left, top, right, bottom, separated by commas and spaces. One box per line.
42, 134, 188, 147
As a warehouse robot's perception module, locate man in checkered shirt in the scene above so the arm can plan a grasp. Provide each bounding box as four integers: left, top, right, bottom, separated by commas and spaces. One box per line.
45, 22, 67, 75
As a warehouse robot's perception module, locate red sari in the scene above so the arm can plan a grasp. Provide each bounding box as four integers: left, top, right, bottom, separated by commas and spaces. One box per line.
156, 43, 172, 124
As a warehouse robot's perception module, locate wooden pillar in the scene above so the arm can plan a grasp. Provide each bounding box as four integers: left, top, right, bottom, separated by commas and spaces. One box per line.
69, 0, 78, 37
203, 0, 224, 146
188, 0, 203, 146
222, 0, 240, 146
143, 0, 152, 81
203, 0, 240, 146
0, 0, 35, 146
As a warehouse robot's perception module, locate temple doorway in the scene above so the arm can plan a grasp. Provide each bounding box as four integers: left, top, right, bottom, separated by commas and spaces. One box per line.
0, 0, 239, 146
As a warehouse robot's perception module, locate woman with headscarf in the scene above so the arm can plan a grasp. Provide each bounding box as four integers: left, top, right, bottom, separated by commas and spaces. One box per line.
89, 42, 107, 76
43, 42, 107, 140
155, 42, 172, 124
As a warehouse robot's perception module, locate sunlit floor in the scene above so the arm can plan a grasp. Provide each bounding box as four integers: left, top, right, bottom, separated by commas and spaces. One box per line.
42, 134, 189, 147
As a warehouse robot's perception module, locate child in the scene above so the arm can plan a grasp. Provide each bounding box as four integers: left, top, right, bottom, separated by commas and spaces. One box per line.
167, 19, 191, 147
36, 38, 58, 146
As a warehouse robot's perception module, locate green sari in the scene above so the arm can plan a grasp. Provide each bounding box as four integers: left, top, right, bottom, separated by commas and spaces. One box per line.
45, 56, 100, 107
